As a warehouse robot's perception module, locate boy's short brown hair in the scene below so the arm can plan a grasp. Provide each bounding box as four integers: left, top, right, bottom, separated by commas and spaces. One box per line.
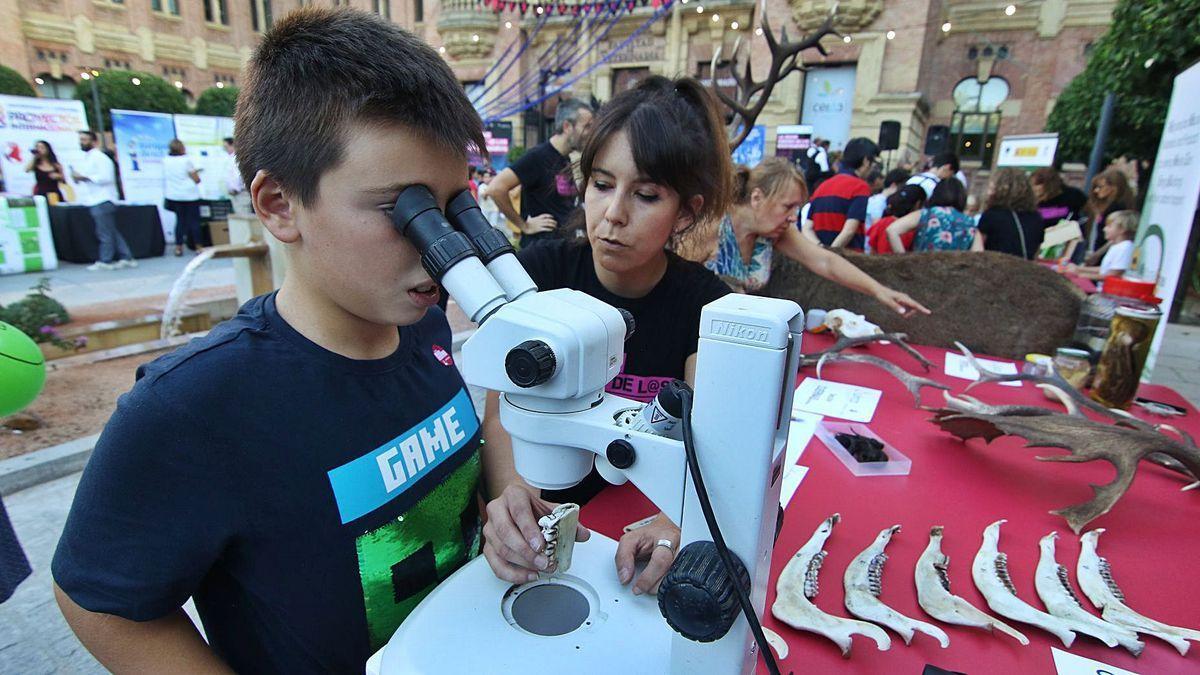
235, 7, 486, 207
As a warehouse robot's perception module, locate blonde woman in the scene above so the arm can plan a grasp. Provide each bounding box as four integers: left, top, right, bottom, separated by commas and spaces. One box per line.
707, 157, 928, 315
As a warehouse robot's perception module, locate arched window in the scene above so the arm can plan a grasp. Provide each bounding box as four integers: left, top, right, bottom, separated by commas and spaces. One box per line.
34, 74, 76, 99
950, 76, 1008, 165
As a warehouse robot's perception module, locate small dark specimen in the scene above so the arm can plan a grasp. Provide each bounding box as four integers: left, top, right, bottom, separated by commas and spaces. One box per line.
836, 433, 887, 463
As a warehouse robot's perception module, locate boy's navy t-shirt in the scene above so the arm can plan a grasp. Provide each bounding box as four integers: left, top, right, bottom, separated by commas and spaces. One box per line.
52, 292, 483, 673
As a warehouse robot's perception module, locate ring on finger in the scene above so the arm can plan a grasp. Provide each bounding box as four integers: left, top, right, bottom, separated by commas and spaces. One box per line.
654, 538, 675, 554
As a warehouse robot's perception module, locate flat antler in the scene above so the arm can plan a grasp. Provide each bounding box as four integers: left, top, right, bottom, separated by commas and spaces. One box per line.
931, 411, 1200, 533
713, 4, 840, 150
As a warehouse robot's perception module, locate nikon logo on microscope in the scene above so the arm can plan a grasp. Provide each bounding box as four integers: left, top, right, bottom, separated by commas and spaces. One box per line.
710, 320, 770, 343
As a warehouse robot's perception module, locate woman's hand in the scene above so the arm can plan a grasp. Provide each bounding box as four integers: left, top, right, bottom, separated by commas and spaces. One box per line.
874, 286, 931, 317
482, 484, 590, 583
615, 513, 680, 595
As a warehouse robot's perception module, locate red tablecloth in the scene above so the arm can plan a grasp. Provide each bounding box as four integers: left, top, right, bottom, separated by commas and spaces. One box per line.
581, 334, 1199, 674
1038, 260, 1098, 294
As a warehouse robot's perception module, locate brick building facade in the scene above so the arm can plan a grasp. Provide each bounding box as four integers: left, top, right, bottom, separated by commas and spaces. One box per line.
1, 0, 1113, 177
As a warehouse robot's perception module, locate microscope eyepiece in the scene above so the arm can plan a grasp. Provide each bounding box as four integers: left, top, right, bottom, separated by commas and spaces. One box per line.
445, 189, 515, 265
390, 185, 477, 282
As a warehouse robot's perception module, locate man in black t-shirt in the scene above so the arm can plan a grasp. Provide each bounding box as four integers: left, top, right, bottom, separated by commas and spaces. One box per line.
488, 98, 594, 247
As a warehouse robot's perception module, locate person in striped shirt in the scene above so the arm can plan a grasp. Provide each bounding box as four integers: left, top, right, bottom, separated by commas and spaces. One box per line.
801, 138, 878, 250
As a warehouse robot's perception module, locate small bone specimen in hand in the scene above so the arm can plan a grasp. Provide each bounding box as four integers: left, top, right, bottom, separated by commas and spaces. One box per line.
539, 503, 580, 575
971, 520, 1077, 647
1077, 529, 1200, 655
843, 525, 950, 648
772, 514, 891, 657
1034, 532, 1144, 655
915, 526, 1028, 645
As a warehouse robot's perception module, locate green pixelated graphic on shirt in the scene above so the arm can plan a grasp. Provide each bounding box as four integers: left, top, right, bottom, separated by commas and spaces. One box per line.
355, 450, 482, 650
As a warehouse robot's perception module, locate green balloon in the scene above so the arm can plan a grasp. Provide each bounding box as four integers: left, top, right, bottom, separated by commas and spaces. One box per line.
0, 321, 47, 416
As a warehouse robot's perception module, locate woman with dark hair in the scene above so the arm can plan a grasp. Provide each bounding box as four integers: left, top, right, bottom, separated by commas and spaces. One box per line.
1084, 168, 1134, 259
886, 177, 981, 252
706, 157, 927, 314
866, 184, 925, 254
162, 139, 204, 256
977, 167, 1045, 259
24, 140, 64, 203
480, 76, 738, 596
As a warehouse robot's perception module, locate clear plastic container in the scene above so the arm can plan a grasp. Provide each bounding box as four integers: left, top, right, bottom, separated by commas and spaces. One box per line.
815, 421, 911, 477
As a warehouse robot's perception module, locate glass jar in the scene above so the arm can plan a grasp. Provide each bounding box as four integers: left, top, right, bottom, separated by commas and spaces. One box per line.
1090, 306, 1162, 409
1052, 347, 1091, 391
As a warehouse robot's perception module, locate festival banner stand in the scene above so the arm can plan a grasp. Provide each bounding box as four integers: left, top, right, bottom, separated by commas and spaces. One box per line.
111, 109, 177, 241
732, 125, 766, 168
1134, 61, 1200, 379
774, 124, 814, 171
0, 95, 89, 199
174, 114, 235, 201
0, 196, 57, 275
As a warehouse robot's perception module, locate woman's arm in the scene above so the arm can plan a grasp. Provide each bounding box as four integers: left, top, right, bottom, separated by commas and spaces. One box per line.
886, 210, 922, 254
799, 217, 821, 245
775, 226, 930, 315
970, 230, 984, 252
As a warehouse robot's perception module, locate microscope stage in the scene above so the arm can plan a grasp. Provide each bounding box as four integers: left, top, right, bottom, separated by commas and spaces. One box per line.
380, 532, 673, 673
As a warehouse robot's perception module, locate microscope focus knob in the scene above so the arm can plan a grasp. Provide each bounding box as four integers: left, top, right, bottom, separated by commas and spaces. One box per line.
657, 541, 750, 643
505, 340, 556, 388
617, 308, 635, 341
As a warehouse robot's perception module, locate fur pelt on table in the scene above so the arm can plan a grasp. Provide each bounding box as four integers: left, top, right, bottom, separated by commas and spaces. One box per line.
757, 250, 1085, 359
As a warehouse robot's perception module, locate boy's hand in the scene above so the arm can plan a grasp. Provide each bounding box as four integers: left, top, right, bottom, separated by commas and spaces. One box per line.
524, 213, 557, 235
482, 484, 590, 583
615, 512, 679, 596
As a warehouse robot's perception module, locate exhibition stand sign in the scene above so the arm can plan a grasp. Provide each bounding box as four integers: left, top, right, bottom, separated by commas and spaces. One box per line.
0, 95, 89, 198
774, 124, 814, 171
173, 114, 236, 200
0, 196, 57, 275
1134, 61, 1200, 378
111, 109, 175, 205
995, 133, 1059, 168
732, 125, 766, 168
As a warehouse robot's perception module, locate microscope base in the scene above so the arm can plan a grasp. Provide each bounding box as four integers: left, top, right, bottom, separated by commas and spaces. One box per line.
380, 532, 673, 674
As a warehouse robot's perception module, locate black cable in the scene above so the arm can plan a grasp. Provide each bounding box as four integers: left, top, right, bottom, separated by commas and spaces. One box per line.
679, 388, 782, 675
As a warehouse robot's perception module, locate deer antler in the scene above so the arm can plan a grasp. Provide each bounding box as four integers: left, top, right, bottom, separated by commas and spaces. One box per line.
712, 4, 840, 150
931, 410, 1200, 533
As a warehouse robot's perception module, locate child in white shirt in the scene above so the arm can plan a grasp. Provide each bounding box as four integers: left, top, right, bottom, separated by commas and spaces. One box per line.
1062, 210, 1138, 281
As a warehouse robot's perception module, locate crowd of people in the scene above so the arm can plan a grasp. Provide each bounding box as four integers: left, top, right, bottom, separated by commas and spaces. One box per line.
45, 8, 1148, 674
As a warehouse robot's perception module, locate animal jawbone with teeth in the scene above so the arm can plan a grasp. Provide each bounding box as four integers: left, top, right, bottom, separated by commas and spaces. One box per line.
772, 514, 891, 657
1077, 529, 1200, 655
1034, 532, 1144, 655
972, 520, 1077, 647
843, 525, 950, 648
915, 526, 1028, 644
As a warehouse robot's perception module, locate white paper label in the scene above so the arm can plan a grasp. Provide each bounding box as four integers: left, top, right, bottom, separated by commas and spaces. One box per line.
792, 378, 882, 423
944, 351, 1022, 387
786, 414, 822, 467
1050, 647, 1140, 675
780, 465, 809, 509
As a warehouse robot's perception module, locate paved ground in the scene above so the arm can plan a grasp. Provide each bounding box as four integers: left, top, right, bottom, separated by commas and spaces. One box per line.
0, 323, 1195, 672
0, 255, 235, 309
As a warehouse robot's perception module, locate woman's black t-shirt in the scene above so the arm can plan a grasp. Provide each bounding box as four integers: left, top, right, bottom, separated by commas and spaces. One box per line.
977, 208, 1046, 259
516, 239, 731, 503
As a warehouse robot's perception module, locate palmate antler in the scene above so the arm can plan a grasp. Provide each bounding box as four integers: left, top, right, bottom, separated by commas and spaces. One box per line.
711, 4, 840, 150
931, 409, 1200, 534
954, 341, 1199, 481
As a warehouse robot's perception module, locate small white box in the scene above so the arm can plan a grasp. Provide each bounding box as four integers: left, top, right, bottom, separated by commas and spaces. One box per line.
816, 421, 911, 477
